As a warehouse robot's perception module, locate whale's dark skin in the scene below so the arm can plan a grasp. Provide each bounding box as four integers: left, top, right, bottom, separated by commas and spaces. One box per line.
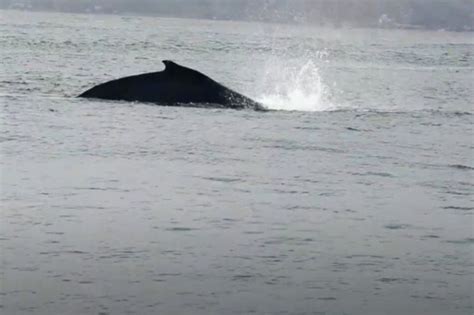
79, 60, 265, 111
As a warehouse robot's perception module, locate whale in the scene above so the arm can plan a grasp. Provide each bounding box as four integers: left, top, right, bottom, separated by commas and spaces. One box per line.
79, 60, 265, 111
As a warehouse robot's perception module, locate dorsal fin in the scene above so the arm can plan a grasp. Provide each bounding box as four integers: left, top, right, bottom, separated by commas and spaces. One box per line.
162, 60, 213, 82
163, 60, 180, 71
163, 60, 195, 75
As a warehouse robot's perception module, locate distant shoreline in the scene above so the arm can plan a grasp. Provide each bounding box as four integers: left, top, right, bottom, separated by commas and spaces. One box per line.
1, 7, 473, 33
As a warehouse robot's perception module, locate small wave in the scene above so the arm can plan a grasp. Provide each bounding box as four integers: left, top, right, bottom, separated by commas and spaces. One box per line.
165, 227, 197, 232
445, 238, 474, 245
232, 274, 261, 281
384, 224, 412, 230
352, 171, 394, 178
198, 176, 242, 183
326, 108, 474, 116
262, 143, 344, 153
443, 206, 474, 211
448, 164, 474, 171
377, 277, 414, 284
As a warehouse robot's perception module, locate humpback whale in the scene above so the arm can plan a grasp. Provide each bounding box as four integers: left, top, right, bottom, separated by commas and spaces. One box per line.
79, 60, 265, 111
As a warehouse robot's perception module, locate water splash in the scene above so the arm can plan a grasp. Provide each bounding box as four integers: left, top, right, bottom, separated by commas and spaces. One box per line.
256, 55, 335, 112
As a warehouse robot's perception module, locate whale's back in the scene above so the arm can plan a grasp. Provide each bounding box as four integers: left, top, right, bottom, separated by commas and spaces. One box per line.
79, 61, 263, 110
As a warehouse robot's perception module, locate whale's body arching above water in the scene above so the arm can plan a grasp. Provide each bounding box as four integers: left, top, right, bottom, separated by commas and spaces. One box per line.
79, 60, 265, 111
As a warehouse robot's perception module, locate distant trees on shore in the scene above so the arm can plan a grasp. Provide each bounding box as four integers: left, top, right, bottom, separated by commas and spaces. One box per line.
2, 0, 473, 31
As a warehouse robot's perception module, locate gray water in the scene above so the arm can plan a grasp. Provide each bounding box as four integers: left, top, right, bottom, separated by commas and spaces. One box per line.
1, 9, 473, 315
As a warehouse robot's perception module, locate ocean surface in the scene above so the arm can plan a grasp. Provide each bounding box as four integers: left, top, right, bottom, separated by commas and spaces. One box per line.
1, 9, 473, 315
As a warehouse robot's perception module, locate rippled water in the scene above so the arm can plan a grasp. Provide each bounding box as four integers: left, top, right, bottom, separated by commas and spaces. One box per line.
1, 9, 473, 315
